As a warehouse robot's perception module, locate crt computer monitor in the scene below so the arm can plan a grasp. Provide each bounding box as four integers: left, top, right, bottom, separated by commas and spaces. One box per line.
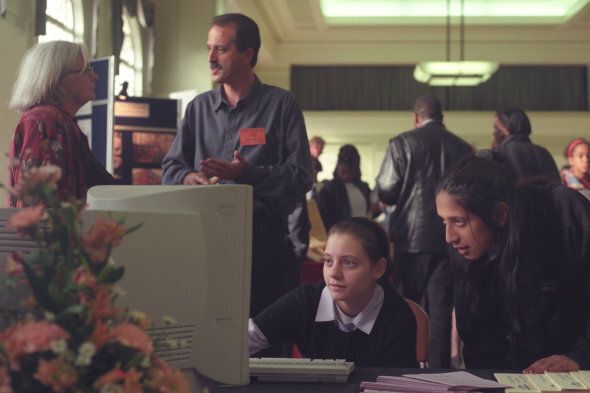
86, 184, 253, 386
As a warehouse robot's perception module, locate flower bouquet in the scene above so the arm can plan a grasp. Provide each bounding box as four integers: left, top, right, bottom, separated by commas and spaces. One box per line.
0, 165, 189, 393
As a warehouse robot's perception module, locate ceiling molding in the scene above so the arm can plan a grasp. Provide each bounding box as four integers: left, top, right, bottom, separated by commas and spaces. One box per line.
253, 0, 293, 41
224, 0, 278, 64
224, 0, 590, 70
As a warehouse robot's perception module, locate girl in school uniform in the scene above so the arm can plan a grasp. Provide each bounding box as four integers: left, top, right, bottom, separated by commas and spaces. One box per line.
435, 154, 590, 372
249, 217, 418, 367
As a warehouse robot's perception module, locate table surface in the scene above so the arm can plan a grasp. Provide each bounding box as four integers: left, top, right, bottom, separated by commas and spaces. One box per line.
195, 367, 511, 393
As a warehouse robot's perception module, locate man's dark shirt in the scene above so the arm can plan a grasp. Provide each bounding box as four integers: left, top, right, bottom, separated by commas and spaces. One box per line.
161, 77, 312, 217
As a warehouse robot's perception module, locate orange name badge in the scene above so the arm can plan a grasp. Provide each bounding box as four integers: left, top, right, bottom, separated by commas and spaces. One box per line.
239, 128, 266, 146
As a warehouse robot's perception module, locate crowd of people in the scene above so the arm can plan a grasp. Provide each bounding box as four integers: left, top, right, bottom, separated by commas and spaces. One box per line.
7, 12, 590, 373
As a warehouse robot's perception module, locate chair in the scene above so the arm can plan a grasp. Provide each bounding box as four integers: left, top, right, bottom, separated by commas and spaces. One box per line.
405, 298, 430, 368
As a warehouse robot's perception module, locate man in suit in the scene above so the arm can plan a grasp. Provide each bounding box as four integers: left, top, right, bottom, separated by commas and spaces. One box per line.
376, 95, 472, 368
493, 106, 560, 182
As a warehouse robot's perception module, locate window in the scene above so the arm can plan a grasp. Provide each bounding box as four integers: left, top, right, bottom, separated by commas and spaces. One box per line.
116, 6, 143, 96
39, 0, 83, 43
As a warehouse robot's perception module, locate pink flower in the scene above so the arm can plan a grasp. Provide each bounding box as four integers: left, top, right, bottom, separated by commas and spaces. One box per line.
111, 323, 153, 354
0, 367, 12, 393
89, 321, 113, 350
11, 165, 62, 197
148, 360, 190, 393
33, 358, 77, 392
7, 205, 45, 232
123, 369, 143, 393
73, 267, 97, 289
1, 321, 69, 369
94, 367, 127, 388
83, 217, 128, 263
94, 368, 143, 393
87, 286, 121, 321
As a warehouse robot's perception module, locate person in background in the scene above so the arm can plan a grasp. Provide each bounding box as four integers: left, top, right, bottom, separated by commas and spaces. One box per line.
307, 157, 323, 202
492, 106, 560, 182
8, 41, 114, 207
376, 94, 472, 368
287, 139, 326, 267
318, 145, 371, 230
161, 13, 312, 317
436, 154, 590, 372
561, 138, 590, 199
307, 136, 325, 201
285, 138, 324, 269
309, 136, 326, 160
287, 197, 311, 265
249, 217, 417, 367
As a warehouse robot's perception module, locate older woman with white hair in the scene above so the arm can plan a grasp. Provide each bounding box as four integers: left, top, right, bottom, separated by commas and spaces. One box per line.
8, 40, 113, 207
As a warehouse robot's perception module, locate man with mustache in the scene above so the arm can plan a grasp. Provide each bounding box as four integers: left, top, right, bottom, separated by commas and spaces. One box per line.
162, 13, 312, 321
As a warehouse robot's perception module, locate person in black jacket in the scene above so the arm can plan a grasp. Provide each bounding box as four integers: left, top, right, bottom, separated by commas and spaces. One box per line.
493, 106, 560, 182
376, 94, 473, 368
436, 154, 590, 372
318, 145, 371, 230
249, 217, 417, 367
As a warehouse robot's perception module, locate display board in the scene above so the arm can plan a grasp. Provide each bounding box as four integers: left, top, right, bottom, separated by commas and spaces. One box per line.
75, 56, 115, 172
113, 97, 180, 185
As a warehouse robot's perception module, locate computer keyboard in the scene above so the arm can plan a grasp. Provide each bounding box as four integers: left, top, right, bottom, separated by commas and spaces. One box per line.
249, 357, 355, 383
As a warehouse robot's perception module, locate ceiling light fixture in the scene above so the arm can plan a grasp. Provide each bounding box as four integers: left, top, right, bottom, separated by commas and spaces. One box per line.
414, 0, 498, 86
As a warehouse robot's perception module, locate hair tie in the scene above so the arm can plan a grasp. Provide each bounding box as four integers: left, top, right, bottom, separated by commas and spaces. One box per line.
566, 138, 588, 158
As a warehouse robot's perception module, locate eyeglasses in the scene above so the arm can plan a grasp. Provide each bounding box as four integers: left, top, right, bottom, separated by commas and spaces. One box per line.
64, 65, 94, 76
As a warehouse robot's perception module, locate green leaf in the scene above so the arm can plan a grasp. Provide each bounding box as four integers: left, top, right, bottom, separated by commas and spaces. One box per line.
61, 303, 85, 315
124, 222, 143, 237
21, 261, 59, 313
98, 266, 126, 285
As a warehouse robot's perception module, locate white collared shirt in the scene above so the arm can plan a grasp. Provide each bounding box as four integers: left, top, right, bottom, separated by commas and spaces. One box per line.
248, 284, 385, 355
315, 284, 384, 335
419, 118, 435, 127
345, 182, 369, 218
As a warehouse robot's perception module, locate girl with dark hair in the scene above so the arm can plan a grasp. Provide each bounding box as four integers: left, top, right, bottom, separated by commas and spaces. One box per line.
492, 106, 560, 182
436, 155, 590, 372
249, 217, 417, 367
318, 145, 372, 230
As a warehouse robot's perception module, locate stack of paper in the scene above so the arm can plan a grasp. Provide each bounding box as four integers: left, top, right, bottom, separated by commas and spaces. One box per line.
360, 371, 509, 392
495, 371, 590, 392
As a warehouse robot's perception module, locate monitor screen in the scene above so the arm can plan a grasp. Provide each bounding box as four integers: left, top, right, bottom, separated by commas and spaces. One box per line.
86, 184, 253, 385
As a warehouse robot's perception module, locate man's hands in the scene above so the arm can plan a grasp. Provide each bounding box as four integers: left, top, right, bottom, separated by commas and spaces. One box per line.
199, 150, 247, 180
524, 355, 580, 374
182, 171, 218, 185
182, 150, 247, 185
